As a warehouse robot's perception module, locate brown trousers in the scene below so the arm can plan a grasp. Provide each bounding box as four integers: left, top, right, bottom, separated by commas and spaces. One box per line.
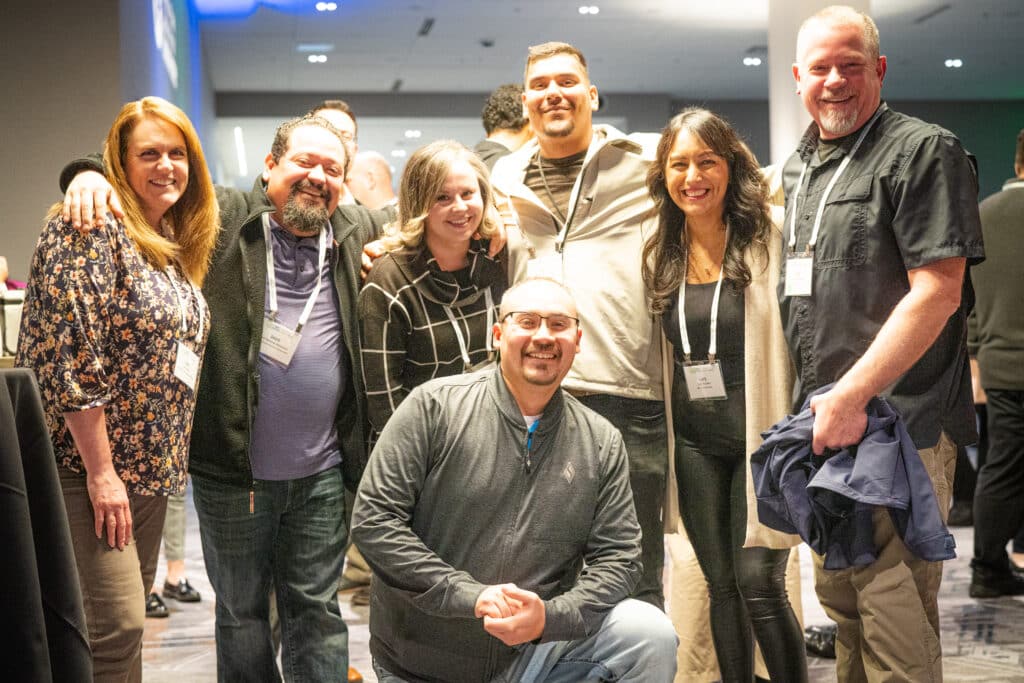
813, 432, 956, 683
60, 468, 168, 683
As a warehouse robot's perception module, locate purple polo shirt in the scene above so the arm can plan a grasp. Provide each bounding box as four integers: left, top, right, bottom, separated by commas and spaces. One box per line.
249, 218, 345, 480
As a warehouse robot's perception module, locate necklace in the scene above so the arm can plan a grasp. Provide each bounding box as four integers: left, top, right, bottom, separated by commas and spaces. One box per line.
685, 228, 727, 283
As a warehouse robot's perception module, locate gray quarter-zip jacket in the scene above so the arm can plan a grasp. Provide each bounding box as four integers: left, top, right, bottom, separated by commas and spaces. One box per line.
351, 368, 642, 682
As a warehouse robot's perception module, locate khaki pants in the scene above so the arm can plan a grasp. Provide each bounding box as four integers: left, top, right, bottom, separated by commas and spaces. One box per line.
61, 468, 167, 683
813, 432, 956, 683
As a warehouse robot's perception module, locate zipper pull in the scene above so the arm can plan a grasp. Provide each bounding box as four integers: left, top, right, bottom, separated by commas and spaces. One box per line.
525, 419, 539, 473
249, 490, 255, 514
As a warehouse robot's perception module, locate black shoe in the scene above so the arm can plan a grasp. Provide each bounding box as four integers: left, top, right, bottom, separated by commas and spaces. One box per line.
947, 501, 973, 527
969, 566, 1024, 598
163, 578, 202, 603
804, 623, 837, 658
146, 592, 169, 618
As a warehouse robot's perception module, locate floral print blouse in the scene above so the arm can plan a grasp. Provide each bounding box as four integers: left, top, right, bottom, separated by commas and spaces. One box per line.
16, 216, 209, 496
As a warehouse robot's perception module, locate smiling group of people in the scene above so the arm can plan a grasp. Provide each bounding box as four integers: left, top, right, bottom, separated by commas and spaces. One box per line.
15, 4, 984, 682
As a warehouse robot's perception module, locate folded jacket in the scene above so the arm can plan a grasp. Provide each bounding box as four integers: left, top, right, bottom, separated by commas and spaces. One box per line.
750, 383, 955, 570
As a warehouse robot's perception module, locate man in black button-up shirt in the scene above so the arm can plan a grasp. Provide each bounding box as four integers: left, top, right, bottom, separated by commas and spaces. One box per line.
780, 6, 984, 682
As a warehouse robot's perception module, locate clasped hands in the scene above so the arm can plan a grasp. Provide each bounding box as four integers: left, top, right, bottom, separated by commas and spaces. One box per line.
474, 583, 546, 646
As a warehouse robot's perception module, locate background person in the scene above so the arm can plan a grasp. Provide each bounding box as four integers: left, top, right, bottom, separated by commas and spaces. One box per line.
17, 96, 217, 681
359, 140, 505, 444
643, 108, 807, 683
473, 83, 532, 170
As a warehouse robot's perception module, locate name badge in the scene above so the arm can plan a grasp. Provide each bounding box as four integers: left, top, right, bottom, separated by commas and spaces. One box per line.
526, 253, 562, 281
174, 341, 200, 391
683, 361, 727, 401
260, 318, 302, 367
784, 255, 814, 297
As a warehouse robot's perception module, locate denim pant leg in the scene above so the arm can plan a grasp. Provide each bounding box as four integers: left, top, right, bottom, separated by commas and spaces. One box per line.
511, 599, 678, 683
274, 467, 349, 683
578, 396, 667, 608
192, 474, 281, 683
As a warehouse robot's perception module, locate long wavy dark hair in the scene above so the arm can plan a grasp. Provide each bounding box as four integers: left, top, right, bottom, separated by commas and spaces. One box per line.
642, 107, 771, 314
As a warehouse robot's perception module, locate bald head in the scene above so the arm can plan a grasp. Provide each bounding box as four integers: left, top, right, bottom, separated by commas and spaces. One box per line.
345, 151, 397, 209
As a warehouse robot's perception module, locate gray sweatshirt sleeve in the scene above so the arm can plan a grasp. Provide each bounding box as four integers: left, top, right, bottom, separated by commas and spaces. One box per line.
540, 429, 643, 642
350, 387, 486, 618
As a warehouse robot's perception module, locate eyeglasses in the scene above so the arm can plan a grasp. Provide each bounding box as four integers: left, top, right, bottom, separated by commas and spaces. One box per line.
501, 311, 579, 334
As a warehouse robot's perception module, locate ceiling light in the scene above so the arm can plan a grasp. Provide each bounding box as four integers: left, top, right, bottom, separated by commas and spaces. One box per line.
944, 58, 963, 68
315, 2, 338, 11
404, 129, 422, 139
307, 54, 327, 63
391, 150, 407, 158
743, 57, 762, 66
233, 126, 247, 177
578, 6, 599, 15
296, 43, 334, 53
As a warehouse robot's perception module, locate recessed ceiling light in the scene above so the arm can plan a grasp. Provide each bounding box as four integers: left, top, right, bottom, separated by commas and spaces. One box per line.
404, 129, 422, 139
315, 2, 338, 11
296, 43, 334, 53
742, 57, 762, 66
578, 5, 599, 15
307, 54, 327, 63
391, 150, 407, 158
944, 58, 963, 68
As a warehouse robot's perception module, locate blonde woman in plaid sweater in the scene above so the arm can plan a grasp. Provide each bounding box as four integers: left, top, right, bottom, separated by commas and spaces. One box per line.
359, 140, 505, 443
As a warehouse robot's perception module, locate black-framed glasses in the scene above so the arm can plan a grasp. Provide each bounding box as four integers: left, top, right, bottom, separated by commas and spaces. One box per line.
501, 311, 580, 334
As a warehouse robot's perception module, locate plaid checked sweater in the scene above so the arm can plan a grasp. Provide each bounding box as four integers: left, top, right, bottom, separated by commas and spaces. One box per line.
358, 242, 505, 441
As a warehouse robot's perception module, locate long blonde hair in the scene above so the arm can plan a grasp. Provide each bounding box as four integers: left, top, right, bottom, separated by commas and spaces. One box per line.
382, 140, 498, 253
103, 97, 219, 285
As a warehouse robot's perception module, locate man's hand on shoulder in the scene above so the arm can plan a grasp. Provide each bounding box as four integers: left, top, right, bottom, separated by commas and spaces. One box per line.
63, 170, 123, 230
361, 239, 387, 280
809, 384, 869, 456
481, 585, 546, 646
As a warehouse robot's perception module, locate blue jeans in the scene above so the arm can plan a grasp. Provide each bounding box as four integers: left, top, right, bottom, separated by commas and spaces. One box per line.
577, 395, 667, 608
192, 468, 348, 683
373, 600, 678, 682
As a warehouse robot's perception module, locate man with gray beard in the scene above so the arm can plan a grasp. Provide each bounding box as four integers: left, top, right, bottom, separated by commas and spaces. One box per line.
60, 115, 388, 681
780, 6, 983, 681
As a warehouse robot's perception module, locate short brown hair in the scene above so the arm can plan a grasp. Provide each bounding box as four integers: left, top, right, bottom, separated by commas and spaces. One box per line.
524, 42, 588, 84
1015, 128, 1024, 171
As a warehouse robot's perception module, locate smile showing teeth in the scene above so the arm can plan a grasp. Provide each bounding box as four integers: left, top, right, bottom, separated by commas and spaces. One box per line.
152, 179, 175, 187
527, 352, 556, 359
684, 189, 709, 198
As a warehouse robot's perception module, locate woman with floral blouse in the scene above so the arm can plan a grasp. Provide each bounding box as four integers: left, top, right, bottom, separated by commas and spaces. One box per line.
16, 96, 218, 681
359, 140, 505, 445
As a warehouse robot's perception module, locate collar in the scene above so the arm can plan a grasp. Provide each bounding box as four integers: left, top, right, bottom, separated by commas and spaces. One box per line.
265, 213, 334, 248
487, 366, 566, 435
1002, 177, 1024, 191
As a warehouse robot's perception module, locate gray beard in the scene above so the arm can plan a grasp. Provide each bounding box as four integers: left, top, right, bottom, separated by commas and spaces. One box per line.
282, 194, 328, 236
818, 105, 859, 138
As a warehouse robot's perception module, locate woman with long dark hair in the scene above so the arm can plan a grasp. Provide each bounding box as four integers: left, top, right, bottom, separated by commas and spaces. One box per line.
643, 107, 807, 682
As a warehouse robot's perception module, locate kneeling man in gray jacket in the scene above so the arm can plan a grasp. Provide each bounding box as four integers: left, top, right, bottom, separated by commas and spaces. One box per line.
352, 277, 677, 682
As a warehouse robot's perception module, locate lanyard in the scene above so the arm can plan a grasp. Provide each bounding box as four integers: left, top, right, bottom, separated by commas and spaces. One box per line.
262, 213, 327, 333
443, 288, 494, 367
787, 107, 884, 254
165, 266, 204, 341
677, 225, 729, 362
532, 149, 589, 254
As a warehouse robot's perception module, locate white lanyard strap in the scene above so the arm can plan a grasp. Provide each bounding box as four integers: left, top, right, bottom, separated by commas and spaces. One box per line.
444, 288, 494, 367
788, 107, 884, 253
166, 266, 204, 341
262, 213, 327, 333
677, 225, 729, 362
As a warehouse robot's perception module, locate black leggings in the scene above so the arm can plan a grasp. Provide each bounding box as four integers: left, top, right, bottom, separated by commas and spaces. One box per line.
675, 389, 807, 683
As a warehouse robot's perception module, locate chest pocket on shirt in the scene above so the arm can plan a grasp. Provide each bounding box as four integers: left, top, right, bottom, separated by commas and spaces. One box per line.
818, 173, 873, 270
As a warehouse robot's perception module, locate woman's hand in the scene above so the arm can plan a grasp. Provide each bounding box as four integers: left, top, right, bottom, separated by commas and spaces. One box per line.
87, 465, 133, 550
63, 406, 132, 549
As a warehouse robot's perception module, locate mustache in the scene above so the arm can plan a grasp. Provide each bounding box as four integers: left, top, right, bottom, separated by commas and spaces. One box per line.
289, 179, 330, 202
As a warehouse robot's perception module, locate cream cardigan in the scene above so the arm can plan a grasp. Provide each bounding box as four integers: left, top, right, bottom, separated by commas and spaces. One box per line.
662, 212, 800, 550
